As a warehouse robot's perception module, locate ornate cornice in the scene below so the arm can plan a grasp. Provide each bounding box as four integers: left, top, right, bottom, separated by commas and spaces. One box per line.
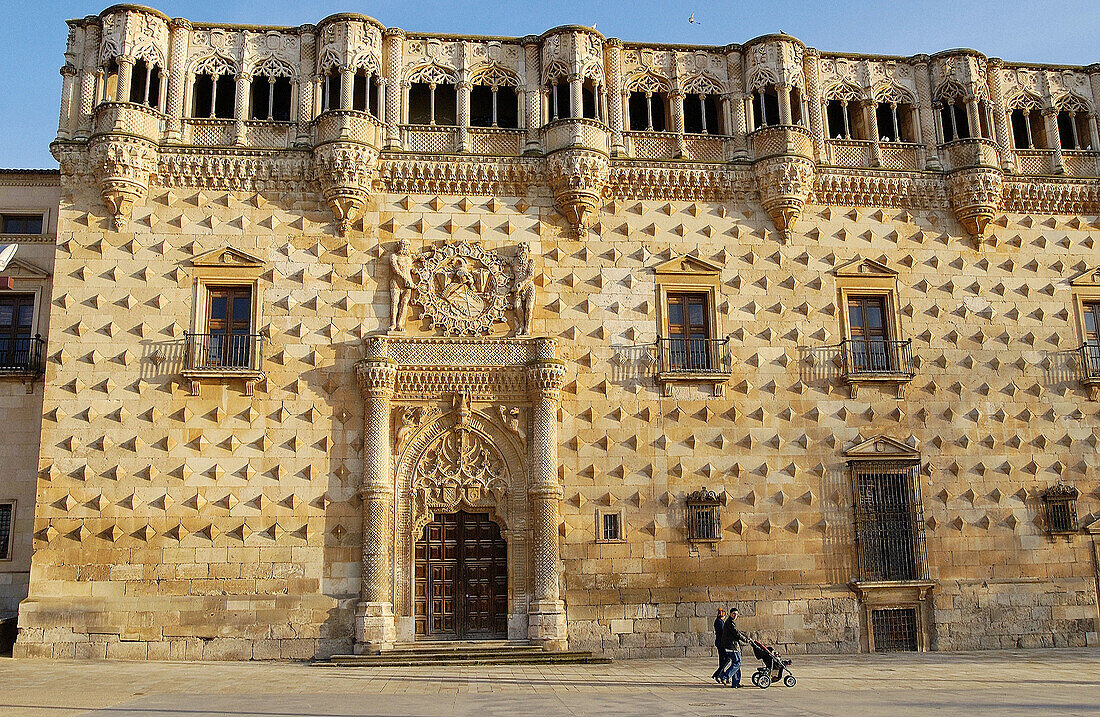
48, 139, 1100, 220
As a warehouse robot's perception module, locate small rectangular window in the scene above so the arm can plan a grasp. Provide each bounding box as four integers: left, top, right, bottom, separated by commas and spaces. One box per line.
1, 214, 43, 234
601, 512, 621, 541
871, 608, 918, 652
1043, 484, 1079, 534
686, 488, 721, 541
0, 503, 12, 560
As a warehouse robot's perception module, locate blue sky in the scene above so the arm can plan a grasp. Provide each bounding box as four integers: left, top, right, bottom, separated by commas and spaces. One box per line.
1, 1, 1097, 168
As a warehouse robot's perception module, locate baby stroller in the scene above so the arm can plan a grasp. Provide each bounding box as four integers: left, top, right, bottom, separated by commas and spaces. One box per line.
749, 638, 795, 688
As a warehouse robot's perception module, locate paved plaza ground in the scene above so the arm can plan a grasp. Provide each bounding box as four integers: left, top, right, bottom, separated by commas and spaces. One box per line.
0, 648, 1098, 716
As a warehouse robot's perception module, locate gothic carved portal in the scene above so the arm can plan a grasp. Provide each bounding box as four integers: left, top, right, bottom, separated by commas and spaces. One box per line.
354, 335, 567, 652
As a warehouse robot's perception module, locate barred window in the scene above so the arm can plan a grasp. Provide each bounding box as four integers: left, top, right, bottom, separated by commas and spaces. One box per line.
871, 607, 918, 652
1043, 483, 1079, 534
0, 503, 12, 560
853, 460, 927, 582
686, 487, 721, 541
601, 512, 621, 541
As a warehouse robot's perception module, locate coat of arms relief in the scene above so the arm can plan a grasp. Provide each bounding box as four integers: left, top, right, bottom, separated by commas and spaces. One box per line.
389, 240, 536, 336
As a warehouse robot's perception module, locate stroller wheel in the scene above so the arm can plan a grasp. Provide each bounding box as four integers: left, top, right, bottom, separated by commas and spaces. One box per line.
751, 673, 760, 686
757, 673, 771, 689
783, 675, 796, 688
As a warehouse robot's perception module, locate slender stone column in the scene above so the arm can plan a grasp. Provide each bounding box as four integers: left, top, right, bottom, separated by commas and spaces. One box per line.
521, 37, 541, 154
526, 358, 567, 651
778, 82, 792, 125
116, 55, 135, 103
865, 99, 882, 167
670, 89, 686, 157
383, 28, 405, 149
605, 39, 625, 155
1087, 66, 1100, 151
966, 96, 981, 138
726, 47, 748, 159
234, 72, 250, 145
457, 80, 471, 152
76, 20, 101, 138
296, 25, 316, 146
340, 67, 354, 110
165, 19, 190, 141
986, 58, 1014, 170
569, 73, 583, 118
1043, 107, 1064, 173
803, 48, 826, 162
58, 65, 77, 139
355, 348, 399, 653
911, 55, 941, 169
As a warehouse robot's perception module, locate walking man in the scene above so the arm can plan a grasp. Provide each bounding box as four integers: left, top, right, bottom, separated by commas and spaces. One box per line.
711, 607, 727, 683
720, 606, 746, 688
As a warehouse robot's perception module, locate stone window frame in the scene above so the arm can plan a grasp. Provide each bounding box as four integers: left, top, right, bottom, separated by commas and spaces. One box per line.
0, 211, 47, 235
0, 500, 14, 562
595, 507, 626, 543
834, 257, 911, 398
1042, 483, 1080, 536
844, 434, 936, 653
1070, 267, 1100, 400
183, 247, 266, 396
654, 254, 730, 397
0, 258, 50, 387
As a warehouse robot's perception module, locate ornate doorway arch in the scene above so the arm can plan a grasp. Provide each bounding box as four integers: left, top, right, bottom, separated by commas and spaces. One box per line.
353, 335, 568, 652
395, 403, 527, 641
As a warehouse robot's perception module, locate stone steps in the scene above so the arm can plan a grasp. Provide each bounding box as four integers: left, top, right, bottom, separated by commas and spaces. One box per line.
318, 640, 611, 666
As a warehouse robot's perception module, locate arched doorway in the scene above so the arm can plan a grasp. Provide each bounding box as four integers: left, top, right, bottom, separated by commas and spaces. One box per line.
414, 510, 508, 639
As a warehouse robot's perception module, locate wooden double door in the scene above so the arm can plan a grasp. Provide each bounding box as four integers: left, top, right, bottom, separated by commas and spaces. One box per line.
414, 511, 508, 639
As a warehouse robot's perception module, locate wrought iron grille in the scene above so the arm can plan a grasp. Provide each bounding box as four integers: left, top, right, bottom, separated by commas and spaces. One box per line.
184, 332, 263, 371
1043, 483, 1079, 534
657, 337, 731, 374
686, 487, 722, 541
0, 335, 45, 374
841, 339, 914, 377
853, 460, 927, 582
0, 503, 11, 560
871, 607, 918, 652
601, 512, 621, 541
1079, 343, 1100, 381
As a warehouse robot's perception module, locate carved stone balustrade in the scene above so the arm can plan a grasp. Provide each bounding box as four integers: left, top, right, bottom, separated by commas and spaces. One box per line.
312, 110, 383, 236
942, 138, 1003, 238
92, 102, 165, 144
750, 125, 816, 236
541, 118, 611, 237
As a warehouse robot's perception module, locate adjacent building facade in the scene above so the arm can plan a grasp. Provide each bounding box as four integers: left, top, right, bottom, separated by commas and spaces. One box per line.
0, 169, 60, 652
8, 3, 1100, 659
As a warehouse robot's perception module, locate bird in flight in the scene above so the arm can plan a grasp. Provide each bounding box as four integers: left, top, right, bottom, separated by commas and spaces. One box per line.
689, 13, 700, 24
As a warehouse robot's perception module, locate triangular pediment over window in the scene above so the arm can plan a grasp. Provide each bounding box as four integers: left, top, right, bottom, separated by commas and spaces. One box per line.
2, 258, 50, 278
844, 434, 920, 460
834, 256, 896, 278
655, 254, 722, 275
1084, 516, 1100, 535
189, 247, 265, 268
1070, 266, 1100, 287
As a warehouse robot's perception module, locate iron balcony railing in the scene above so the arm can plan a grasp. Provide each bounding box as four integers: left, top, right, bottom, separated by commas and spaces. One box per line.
0, 334, 45, 374
1079, 342, 1100, 381
853, 460, 929, 582
656, 337, 731, 375
841, 339, 914, 377
184, 332, 263, 372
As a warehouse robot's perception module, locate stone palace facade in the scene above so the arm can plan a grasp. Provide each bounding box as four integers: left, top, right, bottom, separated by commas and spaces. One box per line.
7, 3, 1100, 659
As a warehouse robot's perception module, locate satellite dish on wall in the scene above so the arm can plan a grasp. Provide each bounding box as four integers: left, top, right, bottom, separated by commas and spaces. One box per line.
0, 244, 16, 272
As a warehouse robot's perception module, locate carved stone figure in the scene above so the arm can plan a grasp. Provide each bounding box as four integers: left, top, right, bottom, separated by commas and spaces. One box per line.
413, 242, 510, 335
389, 239, 414, 332
511, 243, 536, 336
